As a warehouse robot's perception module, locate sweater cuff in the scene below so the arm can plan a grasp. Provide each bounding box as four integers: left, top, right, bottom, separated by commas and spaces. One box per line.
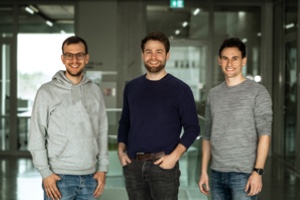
97, 165, 108, 173
40, 168, 54, 179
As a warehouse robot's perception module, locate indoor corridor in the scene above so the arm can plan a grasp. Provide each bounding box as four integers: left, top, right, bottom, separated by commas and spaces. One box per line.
1, 1, 300, 200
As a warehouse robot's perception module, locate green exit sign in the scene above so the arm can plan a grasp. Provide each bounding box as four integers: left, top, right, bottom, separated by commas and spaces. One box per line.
170, 0, 184, 8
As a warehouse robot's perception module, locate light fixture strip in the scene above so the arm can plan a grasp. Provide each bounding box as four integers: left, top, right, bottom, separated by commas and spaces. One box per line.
193, 8, 200, 16
182, 21, 188, 27
29, 5, 39, 13
285, 23, 295, 29
25, 7, 34, 14
46, 20, 53, 27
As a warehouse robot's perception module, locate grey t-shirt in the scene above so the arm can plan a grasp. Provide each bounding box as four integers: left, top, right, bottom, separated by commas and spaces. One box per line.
202, 79, 273, 173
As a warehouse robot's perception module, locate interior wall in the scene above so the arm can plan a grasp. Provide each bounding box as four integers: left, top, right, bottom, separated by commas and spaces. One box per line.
297, 0, 300, 174
76, 1, 118, 73
75, 0, 146, 109
260, 1, 273, 95
272, 1, 285, 158
116, 1, 146, 108
76, 0, 118, 108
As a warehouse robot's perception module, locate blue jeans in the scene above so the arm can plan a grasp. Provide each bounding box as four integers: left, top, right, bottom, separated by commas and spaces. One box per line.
211, 170, 257, 200
42, 174, 97, 200
123, 160, 180, 200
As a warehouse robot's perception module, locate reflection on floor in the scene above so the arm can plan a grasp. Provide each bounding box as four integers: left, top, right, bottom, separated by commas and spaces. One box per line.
1, 155, 300, 200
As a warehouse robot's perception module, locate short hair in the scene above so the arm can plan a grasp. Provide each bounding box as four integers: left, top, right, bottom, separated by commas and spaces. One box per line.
141, 31, 170, 53
62, 36, 88, 54
219, 38, 246, 58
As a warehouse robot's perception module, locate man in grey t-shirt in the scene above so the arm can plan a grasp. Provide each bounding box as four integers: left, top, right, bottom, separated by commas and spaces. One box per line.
198, 38, 272, 200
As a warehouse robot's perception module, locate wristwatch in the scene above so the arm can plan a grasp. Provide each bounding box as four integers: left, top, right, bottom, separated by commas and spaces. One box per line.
253, 168, 264, 175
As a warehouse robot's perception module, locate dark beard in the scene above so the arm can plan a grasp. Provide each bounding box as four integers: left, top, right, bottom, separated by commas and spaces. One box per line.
144, 63, 165, 73
66, 67, 84, 77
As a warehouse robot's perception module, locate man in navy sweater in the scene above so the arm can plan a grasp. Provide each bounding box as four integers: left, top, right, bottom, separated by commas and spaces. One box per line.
118, 31, 200, 200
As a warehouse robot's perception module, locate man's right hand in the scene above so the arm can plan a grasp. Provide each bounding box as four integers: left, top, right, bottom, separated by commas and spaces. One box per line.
117, 142, 132, 167
198, 173, 210, 195
117, 151, 132, 167
43, 174, 62, 200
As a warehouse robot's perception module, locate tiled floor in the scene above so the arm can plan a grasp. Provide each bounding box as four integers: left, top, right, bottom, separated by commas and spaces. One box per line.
1, 155, 299, 200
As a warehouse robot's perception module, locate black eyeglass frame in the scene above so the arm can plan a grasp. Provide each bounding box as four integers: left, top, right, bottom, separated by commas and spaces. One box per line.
63, 53, 86, 60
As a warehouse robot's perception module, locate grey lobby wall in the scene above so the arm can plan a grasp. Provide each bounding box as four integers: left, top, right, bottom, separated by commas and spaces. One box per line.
76, 0, 146, 108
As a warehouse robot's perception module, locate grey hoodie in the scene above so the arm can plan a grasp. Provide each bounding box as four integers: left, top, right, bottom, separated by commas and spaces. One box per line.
28, 70, 108, 179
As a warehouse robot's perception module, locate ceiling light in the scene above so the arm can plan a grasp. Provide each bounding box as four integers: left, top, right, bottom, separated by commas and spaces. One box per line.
285, 23, 295, 29
238, 11, 246, 17
29, 5, 39, 13
254, 75, 261, 82
56, 20, 74, 24
257, 32, 261, 37
182, 21, 188, 27
46, 20, 53, 27
25, 7, 34, 14
193, 8, 200, 16
242, 38, 247, 43
175, 30, 180, 35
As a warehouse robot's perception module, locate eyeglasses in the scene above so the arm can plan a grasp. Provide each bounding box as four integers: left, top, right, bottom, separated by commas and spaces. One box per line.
63, 53, 86, 60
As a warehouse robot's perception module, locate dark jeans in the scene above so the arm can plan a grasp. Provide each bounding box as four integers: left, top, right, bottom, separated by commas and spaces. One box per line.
123, 160, 180, 200
211, 170, 257, 200
42, 174, 97, 200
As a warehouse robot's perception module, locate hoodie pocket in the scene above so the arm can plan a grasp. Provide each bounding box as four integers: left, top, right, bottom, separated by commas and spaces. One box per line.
56, 138, 98, 169
48, 138, 68, 159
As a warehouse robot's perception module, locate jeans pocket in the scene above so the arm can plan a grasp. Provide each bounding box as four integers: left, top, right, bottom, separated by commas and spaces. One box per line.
55, 174, 64, 183
156, 161, 179, 171
122, 161, 134, 169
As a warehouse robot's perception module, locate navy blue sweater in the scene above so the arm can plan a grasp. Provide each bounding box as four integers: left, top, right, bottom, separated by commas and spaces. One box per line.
118, 74, 200, 159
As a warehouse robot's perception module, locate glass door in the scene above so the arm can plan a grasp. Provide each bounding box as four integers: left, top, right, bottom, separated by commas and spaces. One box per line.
16, 34, 73, 151
284, 40, 297, 166
0, 41, 11, 151
16, 3, 75, 151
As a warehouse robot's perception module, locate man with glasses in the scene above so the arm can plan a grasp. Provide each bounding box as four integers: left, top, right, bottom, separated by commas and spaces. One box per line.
28, 36, 108, 200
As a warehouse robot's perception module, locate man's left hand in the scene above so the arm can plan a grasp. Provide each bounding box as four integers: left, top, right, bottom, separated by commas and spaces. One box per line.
154, 154, 176, 169
93, 171, 106, 198
245, 172, 262, 196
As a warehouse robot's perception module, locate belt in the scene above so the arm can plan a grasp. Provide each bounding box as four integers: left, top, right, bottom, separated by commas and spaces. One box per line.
135, 151, 165, 161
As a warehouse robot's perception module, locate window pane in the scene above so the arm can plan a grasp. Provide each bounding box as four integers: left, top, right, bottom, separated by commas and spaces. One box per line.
0, 44, 11, 151
285, 0, 297, 34
17, 34, 73, 151
0, 4, 13, 38
16, 3, 74, 150
214, 6, 261, 84
284, 41, 297, 165
146, 5, 209, 39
